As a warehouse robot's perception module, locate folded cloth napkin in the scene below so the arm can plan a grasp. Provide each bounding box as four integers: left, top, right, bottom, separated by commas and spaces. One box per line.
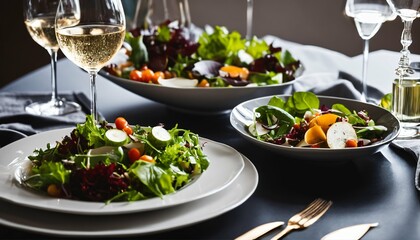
271, 71, 385, 102
0, 91, 92, 136
390, 140, 420, 191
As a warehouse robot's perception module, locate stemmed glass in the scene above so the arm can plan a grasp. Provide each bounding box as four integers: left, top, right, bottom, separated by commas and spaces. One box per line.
345, 0, 396, 102
55, 0, 126, 123
152, 0, 190, 27
386, 0, 420, 76
23, 0, 81, 116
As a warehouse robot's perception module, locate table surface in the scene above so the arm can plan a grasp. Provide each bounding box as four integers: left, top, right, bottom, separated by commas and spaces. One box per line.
1, 45, 420, 239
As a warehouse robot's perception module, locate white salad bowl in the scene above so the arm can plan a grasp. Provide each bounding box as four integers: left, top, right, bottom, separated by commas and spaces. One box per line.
230, 95, 400, 162
99, 70, 304, 114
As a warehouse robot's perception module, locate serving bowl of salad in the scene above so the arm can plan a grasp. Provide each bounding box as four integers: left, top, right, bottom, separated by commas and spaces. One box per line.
99, 23, 303, 114
230, 92, 400, 162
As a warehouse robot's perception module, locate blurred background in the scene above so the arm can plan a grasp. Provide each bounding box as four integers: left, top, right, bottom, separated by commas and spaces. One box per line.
2, 0, 419, 89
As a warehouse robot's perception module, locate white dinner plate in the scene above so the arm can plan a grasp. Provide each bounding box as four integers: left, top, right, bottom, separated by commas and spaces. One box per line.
0, 128, 244, 215
0, 153, 257, 237
230, 95, 400, 162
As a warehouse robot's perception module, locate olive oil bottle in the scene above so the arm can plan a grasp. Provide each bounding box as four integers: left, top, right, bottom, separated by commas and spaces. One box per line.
392, 78, 420, 122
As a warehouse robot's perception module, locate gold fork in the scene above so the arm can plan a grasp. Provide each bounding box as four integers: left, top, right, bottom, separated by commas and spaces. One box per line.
270, 198, 333, 240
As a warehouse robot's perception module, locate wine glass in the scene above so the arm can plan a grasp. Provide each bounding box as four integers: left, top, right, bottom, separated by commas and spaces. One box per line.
23, 0, 81, 116
130, 0, 198, 41
55, 0, 126, 123
149, 0, 185, 27
345, 0, 396, 102
386, 0, 420, 76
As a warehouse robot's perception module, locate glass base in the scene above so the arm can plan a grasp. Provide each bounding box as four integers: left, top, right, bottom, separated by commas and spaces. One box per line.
25, 98, 81, 116
397, 122, 420, 139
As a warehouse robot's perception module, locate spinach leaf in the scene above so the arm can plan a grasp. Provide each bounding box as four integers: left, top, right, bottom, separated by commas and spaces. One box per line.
284, 92, 319, 116
255, 105, 295, 136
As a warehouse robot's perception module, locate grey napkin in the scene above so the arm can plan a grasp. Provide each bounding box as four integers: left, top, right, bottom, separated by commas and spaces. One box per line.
0, 91, 91, 136
390, 141, 420, 191
274, 71, 384, 102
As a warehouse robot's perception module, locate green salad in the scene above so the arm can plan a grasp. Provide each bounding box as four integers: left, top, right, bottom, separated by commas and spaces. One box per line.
104, 23, 301, 87
21, 115, 209, 203
248, 92, 388, 149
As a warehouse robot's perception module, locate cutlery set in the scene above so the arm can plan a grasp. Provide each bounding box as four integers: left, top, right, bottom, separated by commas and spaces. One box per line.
236, 198, 377, 240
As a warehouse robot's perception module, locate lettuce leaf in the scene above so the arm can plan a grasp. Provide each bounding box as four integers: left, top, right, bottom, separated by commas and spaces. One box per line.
197, 26, 245, 64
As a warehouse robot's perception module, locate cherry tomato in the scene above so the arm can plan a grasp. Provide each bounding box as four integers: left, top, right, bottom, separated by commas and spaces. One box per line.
141, 69, 154, 83
345, 139, 358, 148
115, 117, 128, 130
47, 184, 62, 197
129, 69, 142, 81
139, 155, 155, 164
123, 125, 133, 135
128, 148, 141, 163
152, 71, 164, 84
164, 71, 173, 79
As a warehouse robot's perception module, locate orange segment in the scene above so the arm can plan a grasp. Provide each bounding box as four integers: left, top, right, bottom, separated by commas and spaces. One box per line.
219, 65, 249, 80
308, 113, 340, 133
304, 125, 327, 145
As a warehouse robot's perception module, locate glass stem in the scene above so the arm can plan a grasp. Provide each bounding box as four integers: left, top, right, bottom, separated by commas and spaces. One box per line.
396, 20, 413, 120
246, 0, 253, 40
183, 0, 191, 29
89, 71, 98, 123
48, 49, 59, 105
398, 19, 413, 75
361, 39, 369, 102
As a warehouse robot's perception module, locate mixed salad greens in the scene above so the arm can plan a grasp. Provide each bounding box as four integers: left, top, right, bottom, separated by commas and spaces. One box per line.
20, 116, 209, 203
104, 22, 301, 87
248, 92, 388, 148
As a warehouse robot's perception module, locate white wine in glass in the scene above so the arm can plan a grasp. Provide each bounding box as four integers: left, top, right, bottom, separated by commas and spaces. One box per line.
345, 0, 396, 102
23, 0, 81, 116
56, 0, 126, 123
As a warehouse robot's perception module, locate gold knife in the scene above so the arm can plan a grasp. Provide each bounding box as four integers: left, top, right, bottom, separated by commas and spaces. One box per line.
235, 221, 284, 240
321, 223, 379, 240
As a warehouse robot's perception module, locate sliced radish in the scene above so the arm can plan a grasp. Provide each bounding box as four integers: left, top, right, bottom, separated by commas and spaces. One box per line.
326, 122, 358, 149
248, 122, 270, 137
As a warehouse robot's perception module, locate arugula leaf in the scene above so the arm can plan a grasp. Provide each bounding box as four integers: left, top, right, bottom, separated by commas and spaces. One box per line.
76, 115, 107, 148
72, 146, 126, 168
24, 162, 70, 190
129, 161, 175, 198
